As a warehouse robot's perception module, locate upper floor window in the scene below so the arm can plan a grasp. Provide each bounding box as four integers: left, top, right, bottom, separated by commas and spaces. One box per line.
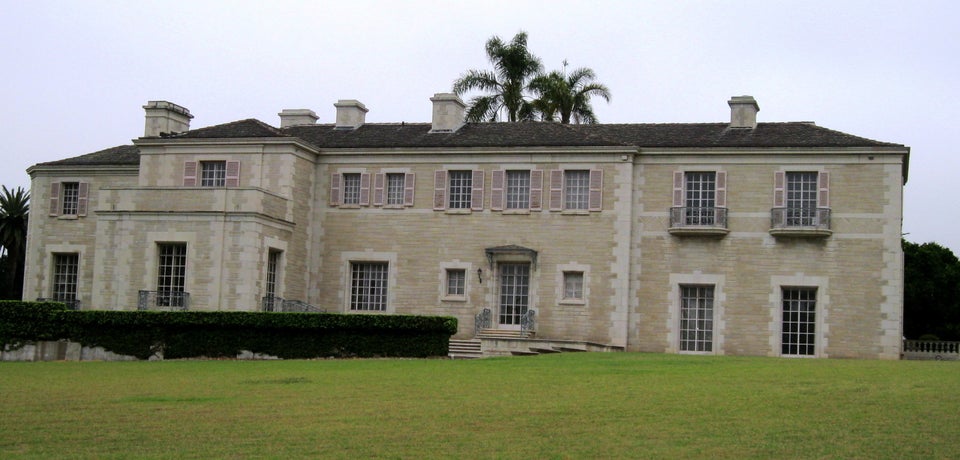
670, 171, 727, 226
342, 173, 362, 205
183, 161, 239, 187
200, 161, 226, 187
433, 170, 484, 211
48, 182, 88, 217
491, 169, 543, 211
549, 169, 603, 212
373, 172, 415, 207
771, 171, 830, 234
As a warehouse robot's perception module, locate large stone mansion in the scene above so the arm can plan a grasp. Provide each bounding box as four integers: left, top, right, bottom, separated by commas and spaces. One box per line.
23, 94, 909, 358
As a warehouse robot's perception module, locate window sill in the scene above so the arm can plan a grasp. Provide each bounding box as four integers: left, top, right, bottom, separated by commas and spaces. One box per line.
560, 210, 590, 216
559, 299, 586, 306
441, 296, 467, 302
56, 215, 79, 220
502, 209, 531, 215
443, 209, 473, 215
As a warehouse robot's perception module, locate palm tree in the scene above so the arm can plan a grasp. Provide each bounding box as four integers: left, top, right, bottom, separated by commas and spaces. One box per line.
0, 185, 29, 299
529, 66, 611, 124
452, 32, 543, 122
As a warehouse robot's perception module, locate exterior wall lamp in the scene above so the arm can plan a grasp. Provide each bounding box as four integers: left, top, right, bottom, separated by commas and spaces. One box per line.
477, 268, 483, 284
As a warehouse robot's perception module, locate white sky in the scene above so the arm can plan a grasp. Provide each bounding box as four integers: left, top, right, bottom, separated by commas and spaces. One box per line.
2, 0, 957, 252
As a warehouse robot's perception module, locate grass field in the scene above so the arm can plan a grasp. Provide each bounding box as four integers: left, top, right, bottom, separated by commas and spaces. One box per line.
1, 353, 958, 459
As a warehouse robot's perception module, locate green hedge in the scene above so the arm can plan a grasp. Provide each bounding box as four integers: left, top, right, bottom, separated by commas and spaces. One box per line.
0, 301, 457, 359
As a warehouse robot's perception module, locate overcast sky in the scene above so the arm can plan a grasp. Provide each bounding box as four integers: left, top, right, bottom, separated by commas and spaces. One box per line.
2, 1, 957, 252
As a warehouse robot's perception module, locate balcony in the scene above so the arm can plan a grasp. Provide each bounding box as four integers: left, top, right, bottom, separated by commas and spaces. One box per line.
770, 207, 832, 237
668, 207, 729, 236
138, 290, 190, 311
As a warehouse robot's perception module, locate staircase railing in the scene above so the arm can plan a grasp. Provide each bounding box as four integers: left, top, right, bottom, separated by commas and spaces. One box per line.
520, 309, 537, 334
475, 308, 492, 335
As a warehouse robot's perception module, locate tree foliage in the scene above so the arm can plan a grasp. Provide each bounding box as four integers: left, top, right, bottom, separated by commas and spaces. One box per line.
0, 185, 29, 300
903, 239, 960, 340
453, 32, 611, 124
529, 67, 611, 124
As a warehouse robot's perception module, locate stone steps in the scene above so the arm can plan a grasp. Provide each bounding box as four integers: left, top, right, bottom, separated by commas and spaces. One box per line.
448, 339, 482, 359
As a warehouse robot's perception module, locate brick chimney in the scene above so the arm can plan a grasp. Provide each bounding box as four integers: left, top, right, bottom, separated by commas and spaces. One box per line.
430, 93, 466, 133
728, 96, 759, 129
278, 109, 319, 128
334, 100, 367, 129
143, 101, 192, 137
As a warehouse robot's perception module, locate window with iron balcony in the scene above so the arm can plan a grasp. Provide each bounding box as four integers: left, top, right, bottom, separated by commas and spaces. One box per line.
770, 171, 831, 238
668, 171, 728, 236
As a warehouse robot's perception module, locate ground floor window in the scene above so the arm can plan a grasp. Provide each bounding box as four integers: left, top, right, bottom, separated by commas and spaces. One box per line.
157, 243, 187, 307
680, 285, 714, 352
446, 268, 465, 297
351, 262, 388, 311
52, 253, 79, 302
782, 287, 817, 356
563, 271, 584, 300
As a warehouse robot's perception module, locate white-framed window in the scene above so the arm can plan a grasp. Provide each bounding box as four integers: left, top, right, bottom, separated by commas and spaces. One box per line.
183, 161, 239, 187
342, 173, 362, 205
671, 170, 726, 226
782, 287, 817, 356
785, 172, 818, 226
49, 182, 89, 217
157, 243, 187, 307
200, 161, 227, 187
448, 170, 473, 209
505, 170, 530, 209
549, 169, 603, 212
446, 269, 466, 297
679, 285, 714, 352
350, 262, 388, 311
52, 253, 79, 302
563, 271, 584, 300
386, 173, 405, 205
265, 249, 282, 299
563, 171, 590, 210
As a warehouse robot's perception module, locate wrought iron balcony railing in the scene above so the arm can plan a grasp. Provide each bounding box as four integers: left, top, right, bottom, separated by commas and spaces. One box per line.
668, 207, 729, 235
770, 207, 832, 236
138, 290, 190, 311
261, 296, 325, 313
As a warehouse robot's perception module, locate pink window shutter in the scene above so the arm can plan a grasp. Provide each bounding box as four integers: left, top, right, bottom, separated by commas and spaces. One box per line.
329, 173, 341, 206
471, 170, 485, 210
773, 171, 785, 208
818, 171, 830, 208
77, 182, 89, 216
433, 170, 447, 210
225, 161, 240, 187
359, 173, 371, 206
549, 170, 564, 211
491, 170, 504, 211
48, 182, 60, 216
715, 171, 727, 208
588, 169, 603, 211
529, 170, 543, 211
403, 172, 416, 207
672, 171, 684, 207
373, 173, 385, 207
183, 161, 198, 187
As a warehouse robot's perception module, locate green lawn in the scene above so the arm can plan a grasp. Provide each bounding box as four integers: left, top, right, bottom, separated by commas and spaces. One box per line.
0, 353, 957, 459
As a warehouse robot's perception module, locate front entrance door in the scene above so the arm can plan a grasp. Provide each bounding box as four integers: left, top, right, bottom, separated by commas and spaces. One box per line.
498, 263, 530, 329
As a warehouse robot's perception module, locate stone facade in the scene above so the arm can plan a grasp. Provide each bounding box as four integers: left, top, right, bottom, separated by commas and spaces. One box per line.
23, 94, 910, 359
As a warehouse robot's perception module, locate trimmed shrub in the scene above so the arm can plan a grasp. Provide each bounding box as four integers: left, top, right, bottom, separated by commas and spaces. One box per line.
0, 302, 457, 359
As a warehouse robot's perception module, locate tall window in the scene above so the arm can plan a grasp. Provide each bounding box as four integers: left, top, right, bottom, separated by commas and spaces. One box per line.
563, 170, 590, 210
61, 182, 80, 215
685, 172, 716, 225
342, 173, 361, 205
266, 249, 281, 299
563, 271, 584, 300
350, 262, 388, 311
446, 269, 466, 297
200, 161, 226, 187
499, 263, 530, 326
52, 253, 79, 303
157, 243, 187, 307
782, 287, 817, 356
506, 170, 530, 209
386, 173, 405, 206
448, 171, 473, 209
680, 285, 714, 352
785, 172, 818, 226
